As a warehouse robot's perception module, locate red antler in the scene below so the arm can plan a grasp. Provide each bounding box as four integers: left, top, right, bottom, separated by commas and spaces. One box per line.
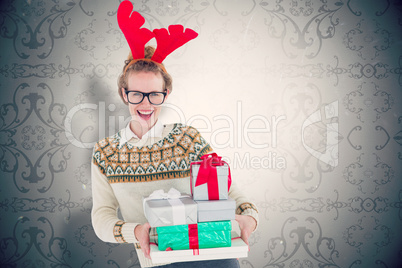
117, 0, 154, 59
151, 25, 198, 63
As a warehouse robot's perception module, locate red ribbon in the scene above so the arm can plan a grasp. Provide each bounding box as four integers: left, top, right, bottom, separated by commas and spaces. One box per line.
194, 153, 231, 200
188, 224, 199, 255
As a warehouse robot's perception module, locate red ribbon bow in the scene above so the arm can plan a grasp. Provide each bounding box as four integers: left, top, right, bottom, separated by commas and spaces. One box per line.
194, 153, 231, 200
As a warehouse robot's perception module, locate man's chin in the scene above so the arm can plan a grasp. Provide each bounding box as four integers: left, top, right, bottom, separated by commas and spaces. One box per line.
136, 118, 155, 129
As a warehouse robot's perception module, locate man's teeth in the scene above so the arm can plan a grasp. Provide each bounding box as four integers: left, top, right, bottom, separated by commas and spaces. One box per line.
138, 111, 153, 115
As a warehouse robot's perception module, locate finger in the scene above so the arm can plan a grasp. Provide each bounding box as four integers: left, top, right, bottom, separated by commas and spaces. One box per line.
241, 230, 249, 245
243, 235, 249, 245
141, 242, 151, 259
144, 224, 151, 259
145, 247, 151, 259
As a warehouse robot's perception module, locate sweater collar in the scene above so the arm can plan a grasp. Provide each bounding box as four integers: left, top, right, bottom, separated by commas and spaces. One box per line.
119, 119, 164, 146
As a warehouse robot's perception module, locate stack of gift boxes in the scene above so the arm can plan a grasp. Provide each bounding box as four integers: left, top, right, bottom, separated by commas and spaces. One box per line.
143, 153, 236, 252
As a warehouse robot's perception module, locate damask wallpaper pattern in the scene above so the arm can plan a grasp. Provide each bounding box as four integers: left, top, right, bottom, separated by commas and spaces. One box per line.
0, 0, 401, 267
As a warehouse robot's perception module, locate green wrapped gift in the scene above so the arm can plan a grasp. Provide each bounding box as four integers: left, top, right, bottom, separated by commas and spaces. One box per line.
156, 220, 231, 251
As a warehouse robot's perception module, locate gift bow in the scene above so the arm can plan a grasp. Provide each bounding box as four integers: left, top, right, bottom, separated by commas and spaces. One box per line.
147, 188, 183, 200
195, 153, 231, 200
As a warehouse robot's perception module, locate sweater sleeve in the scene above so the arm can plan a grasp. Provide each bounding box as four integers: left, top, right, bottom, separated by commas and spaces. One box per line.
91, 156, 139, 244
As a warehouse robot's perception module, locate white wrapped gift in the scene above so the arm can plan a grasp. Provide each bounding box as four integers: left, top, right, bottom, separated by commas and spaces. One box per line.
143, 188, 197, 227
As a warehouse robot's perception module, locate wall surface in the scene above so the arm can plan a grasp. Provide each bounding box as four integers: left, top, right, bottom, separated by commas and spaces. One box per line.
0, 0, 401, 267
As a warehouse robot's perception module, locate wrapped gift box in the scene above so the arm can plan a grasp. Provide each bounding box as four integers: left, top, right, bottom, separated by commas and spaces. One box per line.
150, 231, 248, 264
143, 189, 197, 227
156, 221, 231, 251
195, 198, 235, 222
190, 153, 231, 201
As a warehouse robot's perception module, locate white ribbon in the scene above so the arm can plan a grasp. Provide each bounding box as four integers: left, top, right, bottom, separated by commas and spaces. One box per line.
147, 188, 182, 200
167, 198, 186, 225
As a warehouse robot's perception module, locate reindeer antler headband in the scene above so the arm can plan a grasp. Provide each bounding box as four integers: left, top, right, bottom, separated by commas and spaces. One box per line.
118, 0, 198, 74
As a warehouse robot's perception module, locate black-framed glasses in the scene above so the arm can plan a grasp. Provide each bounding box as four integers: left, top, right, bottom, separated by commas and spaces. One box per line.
124, 90, 167, 105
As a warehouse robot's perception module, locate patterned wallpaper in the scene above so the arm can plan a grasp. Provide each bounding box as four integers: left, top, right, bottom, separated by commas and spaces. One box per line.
0, 0, 401, 267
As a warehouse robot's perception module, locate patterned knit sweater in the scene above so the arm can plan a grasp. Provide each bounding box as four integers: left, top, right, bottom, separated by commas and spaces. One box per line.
91, 123, 259, 267
93, 123, 211, 183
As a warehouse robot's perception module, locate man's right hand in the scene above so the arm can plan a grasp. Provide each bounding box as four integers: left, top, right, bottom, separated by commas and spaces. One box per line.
134, 223, 151, 259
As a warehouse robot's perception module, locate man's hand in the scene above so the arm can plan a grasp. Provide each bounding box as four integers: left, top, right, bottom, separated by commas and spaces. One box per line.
134, 223, 151, 259
235, 214, 256, 245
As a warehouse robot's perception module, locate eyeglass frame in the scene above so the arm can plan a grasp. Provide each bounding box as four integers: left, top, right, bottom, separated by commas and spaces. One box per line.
124, 89, 167, 105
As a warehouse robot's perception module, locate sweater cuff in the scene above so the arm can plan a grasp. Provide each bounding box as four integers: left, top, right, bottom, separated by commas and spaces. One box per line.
114, 221, 139, 243
122, 222, 139, 243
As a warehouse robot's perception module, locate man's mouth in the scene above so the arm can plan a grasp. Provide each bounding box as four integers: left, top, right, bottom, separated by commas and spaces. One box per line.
137, 110, 154, 120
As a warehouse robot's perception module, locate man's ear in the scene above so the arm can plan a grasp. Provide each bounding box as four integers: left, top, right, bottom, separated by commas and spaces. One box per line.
165, 90, 170, 100
121, 88, 128, 103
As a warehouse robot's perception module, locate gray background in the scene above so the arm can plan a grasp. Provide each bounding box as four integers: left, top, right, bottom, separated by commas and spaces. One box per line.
0, 0, 401, 267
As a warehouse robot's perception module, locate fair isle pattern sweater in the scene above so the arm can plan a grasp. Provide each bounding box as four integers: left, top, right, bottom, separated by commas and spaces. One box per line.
91, 123, 259, 267
93, 123, 212, 183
